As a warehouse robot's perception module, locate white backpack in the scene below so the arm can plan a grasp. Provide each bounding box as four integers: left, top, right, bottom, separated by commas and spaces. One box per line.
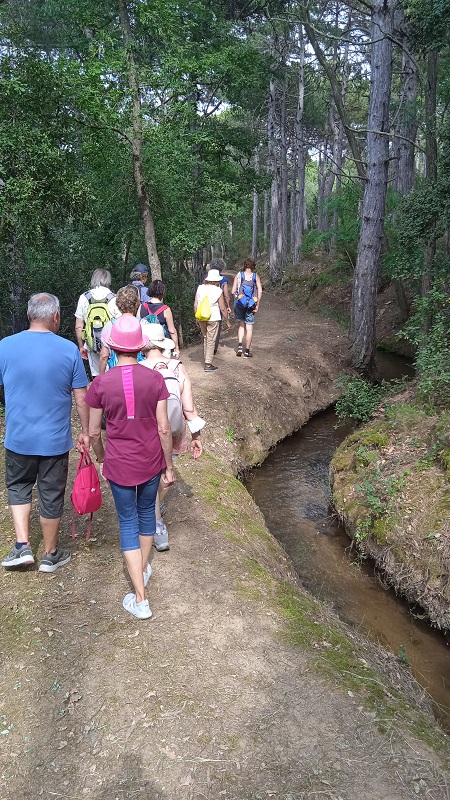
152, 360, 184, 436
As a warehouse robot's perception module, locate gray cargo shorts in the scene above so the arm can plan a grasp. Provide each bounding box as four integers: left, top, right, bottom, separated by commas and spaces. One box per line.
5, 449, 69, 519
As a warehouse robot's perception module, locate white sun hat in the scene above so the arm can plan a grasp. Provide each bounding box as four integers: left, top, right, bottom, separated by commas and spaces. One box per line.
205, 269, 222, 282
140, 321, 175, 351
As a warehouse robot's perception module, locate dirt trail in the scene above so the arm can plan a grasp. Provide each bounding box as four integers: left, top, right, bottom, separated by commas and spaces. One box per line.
0, 283, 449, 800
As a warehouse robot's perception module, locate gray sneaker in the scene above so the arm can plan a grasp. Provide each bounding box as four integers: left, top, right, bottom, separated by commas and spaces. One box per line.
38, 548, 71, 573
153, 521, 170, 552
2, 544, 35, 568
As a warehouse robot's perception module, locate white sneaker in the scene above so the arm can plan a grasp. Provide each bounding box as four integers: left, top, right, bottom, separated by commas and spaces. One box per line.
143, 562, 152, 588
153, 521, 170, 552
122, 593, 152, 619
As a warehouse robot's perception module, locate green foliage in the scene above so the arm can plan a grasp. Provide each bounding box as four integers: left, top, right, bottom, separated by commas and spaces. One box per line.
226, 426, 236, 443
335, 377, 384, 424
406, 0, 450, 52
354, 470, 407, 543
401, 289, 450, 407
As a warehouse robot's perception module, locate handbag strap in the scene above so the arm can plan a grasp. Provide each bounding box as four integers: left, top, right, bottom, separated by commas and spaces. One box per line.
72, 510, 94, 541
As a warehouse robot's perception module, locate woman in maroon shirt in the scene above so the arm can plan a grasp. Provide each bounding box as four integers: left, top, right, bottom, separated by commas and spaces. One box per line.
85, 316, 174, 620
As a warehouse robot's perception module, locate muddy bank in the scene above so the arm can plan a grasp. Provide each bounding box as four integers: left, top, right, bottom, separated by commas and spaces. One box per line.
330, 386, 450, 631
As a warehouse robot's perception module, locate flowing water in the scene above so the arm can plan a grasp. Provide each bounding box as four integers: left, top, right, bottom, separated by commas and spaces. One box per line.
244, 353, 450, 731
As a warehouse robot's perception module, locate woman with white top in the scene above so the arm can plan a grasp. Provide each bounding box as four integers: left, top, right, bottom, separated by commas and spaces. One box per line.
194, 268, 231, 372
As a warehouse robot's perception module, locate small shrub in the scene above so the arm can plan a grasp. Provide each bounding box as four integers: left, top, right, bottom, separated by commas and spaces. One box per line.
335, 377, 384, 424
226, 426, 235, 443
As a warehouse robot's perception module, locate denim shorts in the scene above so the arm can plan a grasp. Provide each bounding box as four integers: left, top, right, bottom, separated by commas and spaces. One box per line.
234, 301, 255, 325
5, 449, 69, 519
109, 472, 161, 551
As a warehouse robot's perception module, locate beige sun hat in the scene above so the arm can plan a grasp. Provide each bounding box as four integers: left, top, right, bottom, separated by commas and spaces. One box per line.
141, 321, 175, 351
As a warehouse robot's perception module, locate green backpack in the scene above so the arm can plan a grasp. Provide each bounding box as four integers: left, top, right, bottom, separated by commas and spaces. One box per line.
82, 291, 115, 353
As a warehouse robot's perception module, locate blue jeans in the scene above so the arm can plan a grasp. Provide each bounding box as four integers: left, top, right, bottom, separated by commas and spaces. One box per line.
109, 473, 161, 551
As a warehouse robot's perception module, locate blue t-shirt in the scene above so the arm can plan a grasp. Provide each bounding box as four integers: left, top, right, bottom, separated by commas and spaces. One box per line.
0, 331, 88, 456
132, 281, 150, 303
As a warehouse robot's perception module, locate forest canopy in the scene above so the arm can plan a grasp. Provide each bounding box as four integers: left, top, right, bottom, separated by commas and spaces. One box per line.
1, 0, 450, 393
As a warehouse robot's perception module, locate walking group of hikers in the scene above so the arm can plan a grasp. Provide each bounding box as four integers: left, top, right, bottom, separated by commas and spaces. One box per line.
195, 257, 263, 370
0, 258, 262, 620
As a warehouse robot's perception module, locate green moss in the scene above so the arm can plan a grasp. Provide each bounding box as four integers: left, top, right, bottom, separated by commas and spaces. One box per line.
330, 446, 355, 472
355, 447, 381, 468
344, 423, 390, 447
362, 432, 389, 447
372, 517, 391, 545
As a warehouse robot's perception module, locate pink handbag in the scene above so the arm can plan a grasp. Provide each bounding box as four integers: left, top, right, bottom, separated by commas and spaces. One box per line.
71, 447, 102, 541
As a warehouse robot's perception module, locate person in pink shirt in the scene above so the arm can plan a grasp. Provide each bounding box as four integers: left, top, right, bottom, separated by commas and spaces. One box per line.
85, 316, 174, 620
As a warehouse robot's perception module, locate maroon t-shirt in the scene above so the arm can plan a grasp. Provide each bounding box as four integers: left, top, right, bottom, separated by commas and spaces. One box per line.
85, 364, 169, 486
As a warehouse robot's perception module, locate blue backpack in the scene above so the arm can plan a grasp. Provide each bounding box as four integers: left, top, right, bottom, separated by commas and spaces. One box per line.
236, 272, 257, 310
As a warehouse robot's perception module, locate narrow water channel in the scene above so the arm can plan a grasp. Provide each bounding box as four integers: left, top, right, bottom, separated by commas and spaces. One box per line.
244, 353, 450, 731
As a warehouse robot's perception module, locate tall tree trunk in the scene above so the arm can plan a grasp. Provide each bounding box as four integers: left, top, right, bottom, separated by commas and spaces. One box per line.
263, 190, 269, 247
268, 76, 280, 282
289, 170, 295, 257
118, 0, 162, 281
252, 148, 259, 261
421, 50, 438, 302
394, 51, 419, 194
317, 145, 328, 234
279, 75, 288, 272
350, 0, 395, 375
391, 12, 418, 320
332, 9, 351, 247
293, 24, 306, 265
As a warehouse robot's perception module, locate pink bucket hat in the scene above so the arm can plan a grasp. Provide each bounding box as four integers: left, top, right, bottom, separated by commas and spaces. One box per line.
105, 316, 149, 352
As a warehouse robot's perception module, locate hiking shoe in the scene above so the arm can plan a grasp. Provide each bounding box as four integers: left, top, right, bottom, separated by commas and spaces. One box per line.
38, 548, 71, 573
204, 364, 218, 372
143, 562, 152, 588
236, 345, 243, 357
243, 349, 253, 358
123, 593, 152, 620
2, 543, 35, 569
153, 521, 170, 552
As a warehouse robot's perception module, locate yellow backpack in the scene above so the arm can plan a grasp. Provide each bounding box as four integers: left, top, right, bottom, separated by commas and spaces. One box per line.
195, 294, 212, 321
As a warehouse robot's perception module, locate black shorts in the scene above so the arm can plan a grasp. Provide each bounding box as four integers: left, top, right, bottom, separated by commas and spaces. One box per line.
5, 449, 69, 519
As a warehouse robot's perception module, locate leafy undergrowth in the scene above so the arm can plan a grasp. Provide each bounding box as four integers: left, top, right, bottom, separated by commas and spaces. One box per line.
330, 388, 450, 630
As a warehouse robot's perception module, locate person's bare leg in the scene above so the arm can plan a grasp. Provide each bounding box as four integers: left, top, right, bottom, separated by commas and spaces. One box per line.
140, 534, 153, 573
123, 549, 146, 604
40, 516, 60, 553
238, 321, 245, 345
155, 491, 162, 520
10, 504, 32, 542
245, 323, 254, 350
155, 483, 170, 522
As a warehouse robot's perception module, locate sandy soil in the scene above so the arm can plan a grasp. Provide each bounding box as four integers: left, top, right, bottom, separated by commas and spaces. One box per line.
0, 281, 449, 799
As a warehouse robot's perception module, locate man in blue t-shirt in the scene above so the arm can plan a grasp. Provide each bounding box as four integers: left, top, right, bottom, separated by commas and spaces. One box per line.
130, 264, 150, 303
0, 293, 89, 574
